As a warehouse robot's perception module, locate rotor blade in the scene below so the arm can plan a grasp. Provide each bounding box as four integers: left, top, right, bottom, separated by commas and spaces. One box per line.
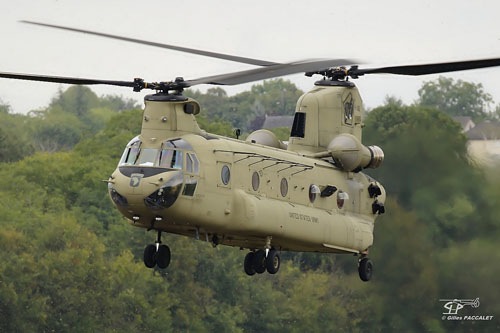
186, 58, 356, 86
20, 20, 279, 67
353, 57, 500, 76
0, 71, 137, 88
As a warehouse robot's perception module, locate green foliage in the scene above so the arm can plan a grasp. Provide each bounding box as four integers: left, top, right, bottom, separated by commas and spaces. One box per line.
196, 114, 235, 137
0, 103, 34, 162
363, 104, 487, 245
29, 106, 85, 152
268, 127, 291, 141
0, 81, 499, 332
186, 79, 303, 131
25, 86, 141, 153
417, 76, 493, 120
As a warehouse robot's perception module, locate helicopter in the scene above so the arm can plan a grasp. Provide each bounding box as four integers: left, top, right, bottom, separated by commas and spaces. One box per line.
2, 21, 500, 282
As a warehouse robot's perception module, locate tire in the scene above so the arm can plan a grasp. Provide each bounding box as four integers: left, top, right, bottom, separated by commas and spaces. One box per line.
244, 252, 256, 276
253, 250, 266, 274
156, 244, 171, 269
266, 250, 280, 274
144, 244, 157, 268
358, 258, 373, 282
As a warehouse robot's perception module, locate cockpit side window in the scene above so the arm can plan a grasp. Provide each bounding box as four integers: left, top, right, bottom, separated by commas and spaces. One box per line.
155, 138, 199, 173
119, 140, 141, 166
158, 148, 183, 169
186, 153, 193, 173
169, 138, 193, 150
190, 153, 199, 174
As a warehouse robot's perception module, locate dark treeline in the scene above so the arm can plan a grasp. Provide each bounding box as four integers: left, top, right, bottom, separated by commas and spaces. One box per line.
0, 78, 498, 332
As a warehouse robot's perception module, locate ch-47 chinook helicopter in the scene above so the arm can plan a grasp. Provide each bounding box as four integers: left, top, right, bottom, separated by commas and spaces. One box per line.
2, 21, 500, 282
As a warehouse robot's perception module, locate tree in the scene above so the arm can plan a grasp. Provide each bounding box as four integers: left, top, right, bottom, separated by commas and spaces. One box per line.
0, 101, 34, 162
363, 103, 485, 245
185, 79, 303, 131
417, 76, 493, 120
2, 83, 500, 332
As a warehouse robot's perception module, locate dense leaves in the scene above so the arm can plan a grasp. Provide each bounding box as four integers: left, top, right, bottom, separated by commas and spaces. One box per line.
0, 81, 499, 332
185, 79, 303, 131
418, 77, 494, 120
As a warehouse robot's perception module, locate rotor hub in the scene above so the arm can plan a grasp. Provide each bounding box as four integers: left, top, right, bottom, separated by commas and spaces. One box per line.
133, 77, 189, 94
305, 65, 362, 82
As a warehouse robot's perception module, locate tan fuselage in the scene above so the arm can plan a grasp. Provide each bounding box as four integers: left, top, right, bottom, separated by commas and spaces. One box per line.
109, 86, 385, 254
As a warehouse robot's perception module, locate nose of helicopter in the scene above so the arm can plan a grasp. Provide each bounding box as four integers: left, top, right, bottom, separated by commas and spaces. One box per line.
108, 167, 184, 218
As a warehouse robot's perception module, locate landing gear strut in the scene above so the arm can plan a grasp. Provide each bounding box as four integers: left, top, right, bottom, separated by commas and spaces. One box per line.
358, 256, 373, 282
244, 249, 280, 276
143, 230, 171, 269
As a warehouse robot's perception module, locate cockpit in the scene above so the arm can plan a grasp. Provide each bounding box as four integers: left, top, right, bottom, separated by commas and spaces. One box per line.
119, 136, 199, 173
111, 137, 200, 210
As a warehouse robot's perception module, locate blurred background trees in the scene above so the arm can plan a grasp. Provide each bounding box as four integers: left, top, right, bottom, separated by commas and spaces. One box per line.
0, 78, 498, 331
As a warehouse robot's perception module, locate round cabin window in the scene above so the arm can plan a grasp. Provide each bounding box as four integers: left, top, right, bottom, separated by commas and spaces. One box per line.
337, 190, 349, 209
280, 178, 288, 197
252, 172, 260, 191
309, 184, 320, 203
221, 165, 230, 185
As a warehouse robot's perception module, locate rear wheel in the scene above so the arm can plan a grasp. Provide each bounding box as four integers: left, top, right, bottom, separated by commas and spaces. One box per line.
156, 244, 171, 269
266, 250, 280, 274
253, 250, 266, 274
244, 252, 256, 276
144, 244, 157, 268
358, 258, 373, 282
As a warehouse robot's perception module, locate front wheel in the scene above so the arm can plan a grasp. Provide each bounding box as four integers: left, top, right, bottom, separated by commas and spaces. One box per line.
358, 258, 373, 282
144, 244, 157, 268
266, 250, 280, 274
157, 244, 171, 269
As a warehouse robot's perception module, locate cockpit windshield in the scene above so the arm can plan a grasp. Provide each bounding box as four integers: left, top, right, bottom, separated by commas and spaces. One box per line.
119, 137, 159, 167
118, 137, 198, 173
136, 148, 158, 167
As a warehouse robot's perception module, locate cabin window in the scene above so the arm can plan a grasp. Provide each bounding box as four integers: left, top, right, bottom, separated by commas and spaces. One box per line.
280, 178, 288, 197
252, 172, 260, 191
337, 191, 349, 208
291, 112, 306, 138
221, 165, 230, 185
309, 184, 320, 203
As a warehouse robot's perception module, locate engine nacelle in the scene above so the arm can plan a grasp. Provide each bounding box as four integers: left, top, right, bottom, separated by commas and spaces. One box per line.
327, 133, 384, 171
246, 129, 287, 149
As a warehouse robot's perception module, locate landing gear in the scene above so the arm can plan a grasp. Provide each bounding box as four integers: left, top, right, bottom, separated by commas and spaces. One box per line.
244, 252, 256, 276
253, 250, 267, 274
266, 249, 280, 274
358, 257, 373, 282
243, 249, 281, 276
143, 244, 157, 268
156, 244, 171, 269
143, 230, 171, 269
